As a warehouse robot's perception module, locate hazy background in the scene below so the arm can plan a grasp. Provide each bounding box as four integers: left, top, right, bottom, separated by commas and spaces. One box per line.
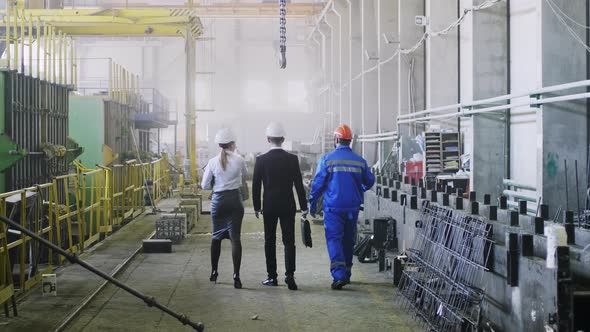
75, 15, 322, 157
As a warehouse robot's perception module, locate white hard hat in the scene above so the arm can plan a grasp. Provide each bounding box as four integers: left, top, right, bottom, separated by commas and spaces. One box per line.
214, 128, 236, 144
265, 122, 286, 137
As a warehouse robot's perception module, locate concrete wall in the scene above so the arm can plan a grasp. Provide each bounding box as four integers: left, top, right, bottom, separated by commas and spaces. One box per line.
469, 0, 508, 198
510, 0, 541, 190
397, 0, 425, 138
539, 0, 588, 216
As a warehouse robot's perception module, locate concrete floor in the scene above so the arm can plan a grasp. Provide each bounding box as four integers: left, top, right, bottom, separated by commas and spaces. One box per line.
1, 197, 420, 332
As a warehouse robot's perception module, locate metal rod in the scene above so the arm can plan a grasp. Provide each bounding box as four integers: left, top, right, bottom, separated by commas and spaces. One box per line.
576, 159, 581, 227
13, 5, 17, 71
503, 178, 536, 191
52, 26, 56, 83
70, 37, 74, 86
53, 230, 157, 332
565, 159, 569, 211
0, 215, 204, 331
44, 24, 48, 81
6, 1, 10, 70
36, 18, 40, 78
28, 13, 32, 76
20, 8, 24, 73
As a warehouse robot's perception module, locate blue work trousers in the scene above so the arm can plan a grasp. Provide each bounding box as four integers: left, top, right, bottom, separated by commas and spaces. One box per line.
324, 209, 358, 282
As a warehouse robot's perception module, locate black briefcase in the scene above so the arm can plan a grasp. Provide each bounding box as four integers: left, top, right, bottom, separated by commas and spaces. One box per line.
301, 217, 313, 248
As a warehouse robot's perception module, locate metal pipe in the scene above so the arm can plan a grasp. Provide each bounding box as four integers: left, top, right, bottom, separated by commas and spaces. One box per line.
565, 159, 569, 211
360, 0, 365, 157
28, 13, 32, 76
70, 37, 74, 86
44, 24, 48, 81
62, 34, 66, 85
6, 1, 10, 70
346, 0, 352, 127
20, 8, 24, 73
108, 60, 113, 100
357, 136, 398, 143
398, 79, 590, 121
73, 39, 77, 88
331, 2, 343, 125
36, 18, 40, 78
576, 159, 581, 226
502, 179, 536, 191
306, 0, 335, 40
325, 17, 335, 131
58, 31, 63, 85
52, 26, 56, 83
502, 190, 536, 203
358, 131, 397, 138
0, 215, 204, 331
114, 63, 118, 101
13, 5, 17, 71
398, 91, 590, 124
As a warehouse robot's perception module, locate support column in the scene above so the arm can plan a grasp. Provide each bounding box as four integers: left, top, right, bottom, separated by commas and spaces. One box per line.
338, 0, 351, 128
378, 0, 398, 163
539, 0, 588, 216
426, 0, 459, 111
397, 0, 425, 138
468, 0, 508, 198
185, 32, 197, 185
326, 9, 341, 132
350, 0, 363, 153
362, 0, 378, 164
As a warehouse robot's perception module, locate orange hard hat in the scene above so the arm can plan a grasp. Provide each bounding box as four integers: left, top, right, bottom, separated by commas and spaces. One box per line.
334, 125, 353, 140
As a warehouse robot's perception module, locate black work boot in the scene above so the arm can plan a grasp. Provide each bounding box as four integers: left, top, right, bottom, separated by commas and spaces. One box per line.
285, 276, 298, 291
331, 280, 346, 290
262, 277, 278, 286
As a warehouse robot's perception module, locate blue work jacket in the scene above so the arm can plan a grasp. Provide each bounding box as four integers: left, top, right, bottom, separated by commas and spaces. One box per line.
309, 145, 375, 213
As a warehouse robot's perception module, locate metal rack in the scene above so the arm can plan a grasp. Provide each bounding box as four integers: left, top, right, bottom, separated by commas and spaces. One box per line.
397, 204, 493, 331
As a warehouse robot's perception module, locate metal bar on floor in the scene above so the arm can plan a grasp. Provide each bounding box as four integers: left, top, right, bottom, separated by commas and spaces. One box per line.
0, 215, 205, 332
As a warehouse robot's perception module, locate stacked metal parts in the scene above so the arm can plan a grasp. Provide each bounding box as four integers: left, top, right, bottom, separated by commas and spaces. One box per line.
397, 204, 493, 331
2, 71, 79, 191
155, 214, 188, 244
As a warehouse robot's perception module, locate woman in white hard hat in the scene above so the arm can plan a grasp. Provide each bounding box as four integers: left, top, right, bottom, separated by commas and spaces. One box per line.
201, 128, 247, 289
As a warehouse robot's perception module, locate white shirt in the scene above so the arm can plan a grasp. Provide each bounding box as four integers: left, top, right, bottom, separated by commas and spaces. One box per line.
201, 150, 247, 192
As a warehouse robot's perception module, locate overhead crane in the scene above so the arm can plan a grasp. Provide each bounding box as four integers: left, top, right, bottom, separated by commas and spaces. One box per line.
1, 1, 322, 188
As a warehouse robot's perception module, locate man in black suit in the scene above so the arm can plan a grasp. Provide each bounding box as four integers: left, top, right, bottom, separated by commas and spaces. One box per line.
252, 122, 308, 290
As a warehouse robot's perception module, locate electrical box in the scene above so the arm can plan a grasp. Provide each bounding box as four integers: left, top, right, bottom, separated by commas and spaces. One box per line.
42, 274, 57, 296
415, 16, 428, 26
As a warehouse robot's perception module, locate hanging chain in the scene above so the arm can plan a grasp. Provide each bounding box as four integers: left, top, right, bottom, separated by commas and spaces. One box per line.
279, 0, 287, 69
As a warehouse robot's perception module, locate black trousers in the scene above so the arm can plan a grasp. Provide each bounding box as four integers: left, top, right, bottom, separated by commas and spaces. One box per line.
263, 212, 296, 278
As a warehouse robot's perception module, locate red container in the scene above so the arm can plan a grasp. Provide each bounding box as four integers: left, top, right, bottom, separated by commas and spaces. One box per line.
405, 161, 423, 185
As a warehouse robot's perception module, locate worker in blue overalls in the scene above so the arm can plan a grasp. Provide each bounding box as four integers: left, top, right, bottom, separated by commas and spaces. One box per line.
308, 125, 375, 290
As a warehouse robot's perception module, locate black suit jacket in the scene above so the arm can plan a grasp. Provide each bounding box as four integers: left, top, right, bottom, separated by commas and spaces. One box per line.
252, 149, 307, 216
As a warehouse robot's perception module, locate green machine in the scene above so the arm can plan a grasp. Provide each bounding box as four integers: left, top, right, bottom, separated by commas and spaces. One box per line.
69, 95, 142, 167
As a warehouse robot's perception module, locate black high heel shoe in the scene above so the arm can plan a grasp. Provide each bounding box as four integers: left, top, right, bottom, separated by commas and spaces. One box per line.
233, 274, 242, 289
210, 271, 218, 283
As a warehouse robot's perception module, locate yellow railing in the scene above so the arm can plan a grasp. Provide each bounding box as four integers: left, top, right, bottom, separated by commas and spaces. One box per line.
51, 173, 82, 261
0, 156, 171, 308
0, 184, 54, 299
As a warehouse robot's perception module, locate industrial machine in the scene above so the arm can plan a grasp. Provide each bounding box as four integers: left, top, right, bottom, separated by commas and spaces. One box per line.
0, 71, 83, 192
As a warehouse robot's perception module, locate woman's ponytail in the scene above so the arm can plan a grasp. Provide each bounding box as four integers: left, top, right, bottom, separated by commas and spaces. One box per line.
220, 148, 228, 171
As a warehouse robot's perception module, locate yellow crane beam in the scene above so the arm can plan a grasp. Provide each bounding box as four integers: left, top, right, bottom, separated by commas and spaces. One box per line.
1, 8, 203, 37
